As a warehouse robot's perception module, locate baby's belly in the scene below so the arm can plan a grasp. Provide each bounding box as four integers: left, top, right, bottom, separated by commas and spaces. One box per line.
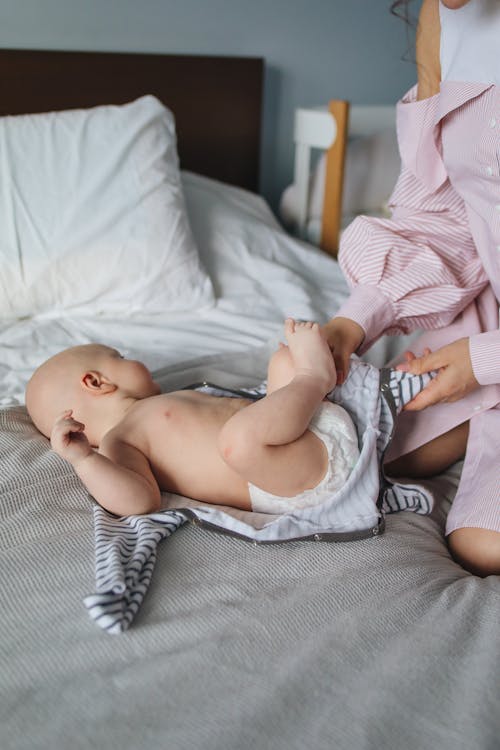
147, 392, 253, 509
154, 454, 251, 509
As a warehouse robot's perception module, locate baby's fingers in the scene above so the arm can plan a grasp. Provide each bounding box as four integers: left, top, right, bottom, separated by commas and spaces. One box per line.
53, 411, 85, 433
54, 409, 73, 424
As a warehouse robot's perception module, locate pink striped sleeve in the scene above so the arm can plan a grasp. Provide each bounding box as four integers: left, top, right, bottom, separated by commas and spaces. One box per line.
334, 166, 489, 352
469, 331, 500, 386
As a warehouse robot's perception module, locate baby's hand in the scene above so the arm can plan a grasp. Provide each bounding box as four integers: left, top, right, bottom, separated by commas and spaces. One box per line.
51, 410, 93, 465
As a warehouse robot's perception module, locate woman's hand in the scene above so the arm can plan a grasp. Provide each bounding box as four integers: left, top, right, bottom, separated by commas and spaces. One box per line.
396, 337, 480, 411
322, 317, 365, 385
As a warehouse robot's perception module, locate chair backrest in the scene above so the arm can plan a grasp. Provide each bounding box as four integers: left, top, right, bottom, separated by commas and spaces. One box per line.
292, 101, 396, 258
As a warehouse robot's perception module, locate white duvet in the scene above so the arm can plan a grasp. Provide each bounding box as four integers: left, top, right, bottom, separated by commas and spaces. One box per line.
0, 171, 416, 406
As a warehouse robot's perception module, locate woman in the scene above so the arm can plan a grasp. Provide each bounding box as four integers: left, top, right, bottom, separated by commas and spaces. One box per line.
323, 0, 500, 576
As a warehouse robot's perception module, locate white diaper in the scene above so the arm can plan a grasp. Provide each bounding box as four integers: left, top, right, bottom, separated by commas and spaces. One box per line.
248, 401, 360, 515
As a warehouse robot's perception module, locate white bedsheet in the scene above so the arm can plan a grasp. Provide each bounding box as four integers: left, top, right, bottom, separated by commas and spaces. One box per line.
0, 171, 415, 406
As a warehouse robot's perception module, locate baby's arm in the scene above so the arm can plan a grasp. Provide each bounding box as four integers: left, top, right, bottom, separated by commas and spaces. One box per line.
51, 411, 161, 516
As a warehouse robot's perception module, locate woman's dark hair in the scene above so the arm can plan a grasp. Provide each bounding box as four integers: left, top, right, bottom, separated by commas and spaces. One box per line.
390, 0, 418, 61
390, 0, 417, 26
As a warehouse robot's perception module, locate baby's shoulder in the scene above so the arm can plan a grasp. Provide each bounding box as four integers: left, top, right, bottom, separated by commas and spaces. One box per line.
99, 394, 176, 456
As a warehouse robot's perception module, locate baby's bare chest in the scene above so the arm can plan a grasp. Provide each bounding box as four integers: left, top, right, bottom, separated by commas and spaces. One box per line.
136, 391, 251, 495
134, 390, 249, 461
158, 390, 249, 429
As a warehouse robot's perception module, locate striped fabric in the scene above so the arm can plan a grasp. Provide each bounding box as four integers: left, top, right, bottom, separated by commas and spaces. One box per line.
469, 330, 500, 387
83, 508, 186, 634
380, 369, 436, 516
383, 484, 433, 516
386, 367, 435, 415
334, 83, 500, 386
334, 79, 500, 536
335, 169, 490, 353
84, 367, 435, 634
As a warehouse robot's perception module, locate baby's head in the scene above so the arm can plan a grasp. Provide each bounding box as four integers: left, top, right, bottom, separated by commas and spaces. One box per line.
26, 344, 160, 443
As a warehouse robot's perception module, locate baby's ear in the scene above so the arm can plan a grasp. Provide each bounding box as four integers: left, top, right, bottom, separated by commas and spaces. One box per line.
81, 371, 117, 394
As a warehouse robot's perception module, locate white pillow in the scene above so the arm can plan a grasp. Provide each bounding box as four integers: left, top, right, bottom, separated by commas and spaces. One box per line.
0, 95, 214, 319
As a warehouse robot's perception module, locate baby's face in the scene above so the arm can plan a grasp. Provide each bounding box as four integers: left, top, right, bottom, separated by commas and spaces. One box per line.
98, 346, 161, 399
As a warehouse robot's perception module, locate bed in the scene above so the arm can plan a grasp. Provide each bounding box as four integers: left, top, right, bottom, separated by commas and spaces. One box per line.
1, 49, 499, 750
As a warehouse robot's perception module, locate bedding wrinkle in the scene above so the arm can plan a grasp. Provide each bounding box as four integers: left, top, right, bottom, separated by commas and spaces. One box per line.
4, 178, 27, 291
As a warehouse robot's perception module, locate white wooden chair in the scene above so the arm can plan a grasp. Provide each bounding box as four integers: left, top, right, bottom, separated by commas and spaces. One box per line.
293, 102, 396, 257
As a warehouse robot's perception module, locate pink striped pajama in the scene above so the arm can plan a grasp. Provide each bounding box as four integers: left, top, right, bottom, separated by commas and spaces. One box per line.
335, 82, 500, 535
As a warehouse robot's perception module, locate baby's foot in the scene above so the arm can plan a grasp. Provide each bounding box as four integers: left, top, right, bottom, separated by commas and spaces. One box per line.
284, 318, 337, 393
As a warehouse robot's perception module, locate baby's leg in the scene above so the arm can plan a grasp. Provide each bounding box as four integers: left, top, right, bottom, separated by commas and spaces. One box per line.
284, 318, 337, 392
218, 319, 336, 496
267, 318, 337, 394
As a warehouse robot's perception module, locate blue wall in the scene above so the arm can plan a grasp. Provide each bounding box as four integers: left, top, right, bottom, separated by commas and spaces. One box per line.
0, 0, 419, 212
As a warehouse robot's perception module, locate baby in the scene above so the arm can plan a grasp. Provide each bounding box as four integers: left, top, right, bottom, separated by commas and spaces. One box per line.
25, 319, 360, 517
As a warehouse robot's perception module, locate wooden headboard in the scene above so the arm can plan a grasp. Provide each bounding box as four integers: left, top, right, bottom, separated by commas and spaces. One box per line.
0, 49, 263, 191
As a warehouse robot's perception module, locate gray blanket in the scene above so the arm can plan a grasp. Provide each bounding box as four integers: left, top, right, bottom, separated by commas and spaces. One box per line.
1, 348, 499, 750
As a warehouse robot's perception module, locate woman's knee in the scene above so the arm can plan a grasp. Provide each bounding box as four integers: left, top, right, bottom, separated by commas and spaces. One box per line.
448, 527, 500, 577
